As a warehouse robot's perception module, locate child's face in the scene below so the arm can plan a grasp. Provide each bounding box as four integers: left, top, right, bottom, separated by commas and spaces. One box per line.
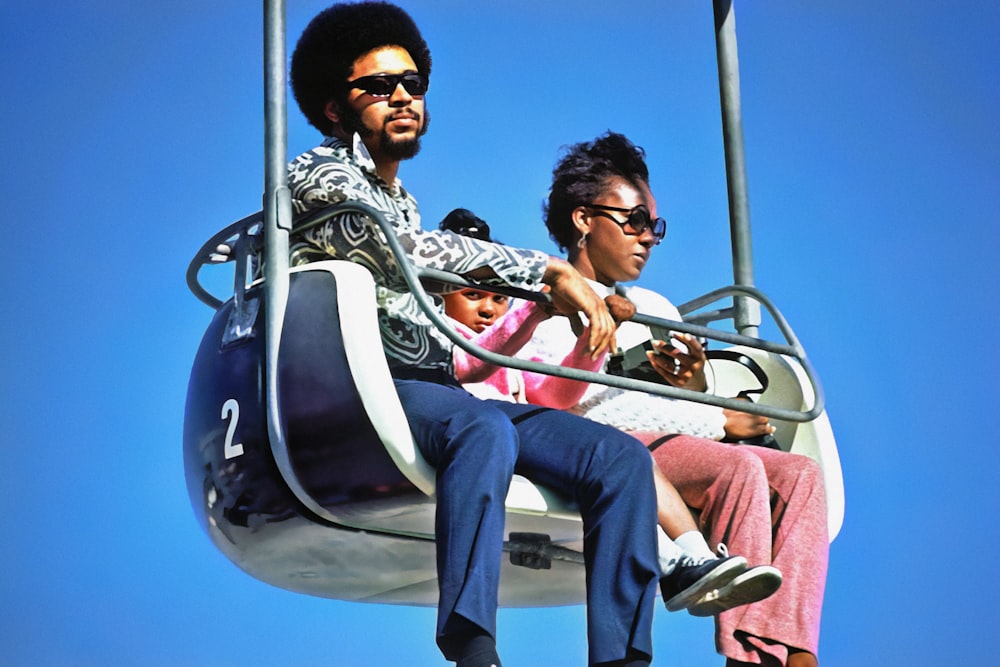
443, 288, 510, 333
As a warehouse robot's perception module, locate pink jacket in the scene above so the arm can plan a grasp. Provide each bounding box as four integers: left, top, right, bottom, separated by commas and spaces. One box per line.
452, 300, 604, 406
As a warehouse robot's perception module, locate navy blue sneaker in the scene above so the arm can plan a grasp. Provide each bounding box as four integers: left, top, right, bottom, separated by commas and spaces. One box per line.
685, 565, 783, 617
660, 545, 747, 612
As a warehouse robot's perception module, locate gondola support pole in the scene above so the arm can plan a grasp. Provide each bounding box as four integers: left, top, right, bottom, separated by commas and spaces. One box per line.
714, 0, 761, 338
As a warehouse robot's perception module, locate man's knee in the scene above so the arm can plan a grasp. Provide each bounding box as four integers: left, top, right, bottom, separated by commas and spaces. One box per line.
600, 429, 658, 484
400, 383, 519, 470
455, 408, 519, 469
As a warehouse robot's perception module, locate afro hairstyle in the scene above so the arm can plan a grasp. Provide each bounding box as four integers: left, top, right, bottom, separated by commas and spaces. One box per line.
291, 1, 432, 134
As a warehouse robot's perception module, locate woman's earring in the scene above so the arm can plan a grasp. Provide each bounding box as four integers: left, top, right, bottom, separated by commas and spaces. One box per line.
577, 232, 588, 249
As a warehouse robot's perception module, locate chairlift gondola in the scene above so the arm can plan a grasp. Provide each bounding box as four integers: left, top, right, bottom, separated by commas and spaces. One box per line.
182, 0, 843, 607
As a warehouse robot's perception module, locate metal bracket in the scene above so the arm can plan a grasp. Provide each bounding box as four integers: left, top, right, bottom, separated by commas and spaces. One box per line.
507, 532, 554, 570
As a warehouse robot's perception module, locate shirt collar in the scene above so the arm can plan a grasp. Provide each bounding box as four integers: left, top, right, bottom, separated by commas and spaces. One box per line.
321, 133, 402, 193
321, 132, 373, 166
351, 132, 377, 173
585, 277, 616, 298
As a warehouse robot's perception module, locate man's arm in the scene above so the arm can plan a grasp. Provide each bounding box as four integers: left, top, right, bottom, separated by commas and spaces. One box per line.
543, 257, 616, 359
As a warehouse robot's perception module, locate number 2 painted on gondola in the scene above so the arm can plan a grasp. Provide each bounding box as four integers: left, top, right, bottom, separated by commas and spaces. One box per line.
222, 398, 245, 459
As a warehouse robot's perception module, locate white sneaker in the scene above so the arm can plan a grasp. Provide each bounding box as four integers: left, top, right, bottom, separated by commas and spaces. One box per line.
685, 565, 782, 617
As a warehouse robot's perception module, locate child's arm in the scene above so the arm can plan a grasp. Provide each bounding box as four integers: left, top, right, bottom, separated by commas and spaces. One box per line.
453, 300, 551, 383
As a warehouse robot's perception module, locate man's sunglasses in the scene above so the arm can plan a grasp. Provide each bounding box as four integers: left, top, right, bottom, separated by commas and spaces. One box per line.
346, 73, 428, 98
582, 203, 667, 244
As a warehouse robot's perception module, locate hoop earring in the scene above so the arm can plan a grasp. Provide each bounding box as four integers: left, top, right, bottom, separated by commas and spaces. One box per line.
577, 232, 588, 249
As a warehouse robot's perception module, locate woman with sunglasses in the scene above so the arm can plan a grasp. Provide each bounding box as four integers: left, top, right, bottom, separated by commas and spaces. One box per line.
441, 211, 784, 621
513, 132, 829, 667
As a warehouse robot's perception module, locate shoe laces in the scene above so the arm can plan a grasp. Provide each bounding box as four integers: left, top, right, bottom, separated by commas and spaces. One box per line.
680, 542, 732, 568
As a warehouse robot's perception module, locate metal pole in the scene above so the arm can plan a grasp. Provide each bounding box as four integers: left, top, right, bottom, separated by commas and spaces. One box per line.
713, 0, 760, 337
263, 0, 293, 470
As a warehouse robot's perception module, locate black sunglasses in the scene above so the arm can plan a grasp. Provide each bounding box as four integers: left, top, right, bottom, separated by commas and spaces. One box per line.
346, 72, 428, 98
582, 203, 667, 244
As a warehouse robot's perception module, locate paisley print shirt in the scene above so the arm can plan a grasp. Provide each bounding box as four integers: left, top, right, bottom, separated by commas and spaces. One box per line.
287, 134, 549, 375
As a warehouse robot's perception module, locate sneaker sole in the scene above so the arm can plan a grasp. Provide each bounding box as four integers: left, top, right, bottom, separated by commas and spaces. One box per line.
686, 565, 783, 617
664, 556, 748, 612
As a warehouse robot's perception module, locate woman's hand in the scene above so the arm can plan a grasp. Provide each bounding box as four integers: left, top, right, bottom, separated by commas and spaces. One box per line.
604, 294, 636, 325
646, 333, 708, 391
722, 406, 776, 441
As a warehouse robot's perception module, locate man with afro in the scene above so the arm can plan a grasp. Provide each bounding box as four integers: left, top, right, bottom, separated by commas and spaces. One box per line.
285, 4, 661, 666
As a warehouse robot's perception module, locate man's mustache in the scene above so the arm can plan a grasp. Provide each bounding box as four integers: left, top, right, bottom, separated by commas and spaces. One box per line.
386, 110, 421, 124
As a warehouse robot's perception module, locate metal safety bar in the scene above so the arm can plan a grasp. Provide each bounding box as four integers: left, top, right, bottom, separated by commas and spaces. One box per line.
288, 202, 826, 423
187, 208, 825, 424
186, 211, 262, 310
186, 203, 826, 423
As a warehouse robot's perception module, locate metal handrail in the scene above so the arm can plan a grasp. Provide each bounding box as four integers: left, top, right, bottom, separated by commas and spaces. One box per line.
185, 211, 262, 310
291, 202, 825, 423
186, 201, 825, 422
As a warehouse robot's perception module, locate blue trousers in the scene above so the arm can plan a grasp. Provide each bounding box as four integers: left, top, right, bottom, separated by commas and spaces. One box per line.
394, 379, 659, 665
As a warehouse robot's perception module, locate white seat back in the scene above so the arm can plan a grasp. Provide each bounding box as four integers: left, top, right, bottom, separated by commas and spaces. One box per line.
706, 346, 845, 540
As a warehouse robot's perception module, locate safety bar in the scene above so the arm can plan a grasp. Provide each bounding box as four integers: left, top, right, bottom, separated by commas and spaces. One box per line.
292, 203, 825, 422
186, 211, 262, 310
186, 202, 825, 422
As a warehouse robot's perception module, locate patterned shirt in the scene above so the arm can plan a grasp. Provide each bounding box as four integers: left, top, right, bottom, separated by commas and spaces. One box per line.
287, 134, 549, 375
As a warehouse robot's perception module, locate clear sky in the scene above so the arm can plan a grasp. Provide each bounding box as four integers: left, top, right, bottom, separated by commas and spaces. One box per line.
2, 1, 998, 665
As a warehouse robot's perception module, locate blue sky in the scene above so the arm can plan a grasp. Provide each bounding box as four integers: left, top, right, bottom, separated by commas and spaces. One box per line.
2, 1, 997, 665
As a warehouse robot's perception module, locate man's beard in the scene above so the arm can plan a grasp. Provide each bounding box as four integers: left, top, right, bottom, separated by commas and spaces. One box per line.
340, 105, 430, 161
380, 127, 422, 160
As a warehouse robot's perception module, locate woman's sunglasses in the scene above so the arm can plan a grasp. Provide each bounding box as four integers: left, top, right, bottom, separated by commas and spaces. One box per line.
582, 203, 667, 244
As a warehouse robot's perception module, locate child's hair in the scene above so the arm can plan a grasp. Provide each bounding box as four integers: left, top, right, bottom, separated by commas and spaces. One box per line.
438, 208, 495, 243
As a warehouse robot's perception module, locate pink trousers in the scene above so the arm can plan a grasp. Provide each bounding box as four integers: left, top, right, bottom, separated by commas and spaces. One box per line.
634, 433, 829, 665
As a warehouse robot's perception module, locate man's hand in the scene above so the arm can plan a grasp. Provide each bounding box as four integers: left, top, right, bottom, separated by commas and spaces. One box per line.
543, 258, 615, 359
647, 334, 708, 391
